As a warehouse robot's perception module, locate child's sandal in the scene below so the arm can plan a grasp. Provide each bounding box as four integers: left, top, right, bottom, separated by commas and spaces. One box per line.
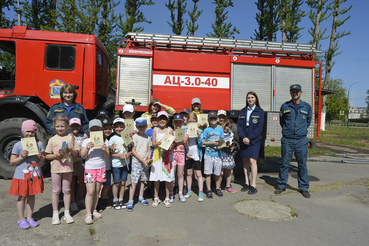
152, 197, 160, 207
164, 198, 171, 208
85, 214, 93, 225
93, 210, 102, 219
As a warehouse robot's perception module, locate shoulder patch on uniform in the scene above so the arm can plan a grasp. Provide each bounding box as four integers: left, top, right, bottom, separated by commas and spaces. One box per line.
300, 110, 308, 114
54, 109, 64, 112
251, 115, 259, 118
75, 110, 83, 114
283, 110, 290, 113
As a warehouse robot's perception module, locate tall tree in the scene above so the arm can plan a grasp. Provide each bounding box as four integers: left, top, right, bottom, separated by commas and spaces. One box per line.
167, 0, 187, 35
23, 0, 57, 30
207, 0, 239, 38
186, 0, 202, 36
306, 0, 330, 52
0, 0, 14, 28
326, 78, 348, 122
117, 0, 154, 37
321, 0, 352, 130
252, 0, 279, 41
279, 0, 305, 42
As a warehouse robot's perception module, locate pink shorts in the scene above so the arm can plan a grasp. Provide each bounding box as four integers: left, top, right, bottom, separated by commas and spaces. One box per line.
84, 168, 106, 183
173, 151, 185, 166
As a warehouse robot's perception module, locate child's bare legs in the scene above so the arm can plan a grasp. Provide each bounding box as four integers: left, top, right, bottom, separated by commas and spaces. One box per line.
26, 195, 35, 219
101, 185, 110, 200
186, 168, 193, 191
139, 182, 145, 197
224, 169, 232, 188
177, 165, 185, 193
214, 175, 221, 190
112, 183, 120, 200
129, 182, 138, 201
71, 176, 76, 203
77, 175, 85, 201
93, 182, 102, 211
249, 158, 258, 188
119, 181, 126, 200
165, 181, 171, 199
17, 196, 26, 221
205, 175, 212, 191
243, 158, 251, 186
195, 170, 203, 192
154, 181, 160, 198
85, 183, 96, 215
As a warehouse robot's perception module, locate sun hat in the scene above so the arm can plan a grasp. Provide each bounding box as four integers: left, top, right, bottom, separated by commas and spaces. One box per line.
157, 111, 169, 119
123, 104, 134, 113
113, 118, 125, 125
22, 120, 37, 133
191, 98, 201, 105
89, 119, 102, 129
69, 118, 81, 126
135, 118, 147, 126
217, 110, 227, 117
173, 114, 184, 121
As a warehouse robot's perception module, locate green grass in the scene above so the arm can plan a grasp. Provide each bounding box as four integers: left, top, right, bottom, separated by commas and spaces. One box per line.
318, 126, 369, 149
264, 146, 335, 158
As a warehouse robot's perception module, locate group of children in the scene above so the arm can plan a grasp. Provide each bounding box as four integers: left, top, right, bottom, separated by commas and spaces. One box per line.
9, 97, 238, 229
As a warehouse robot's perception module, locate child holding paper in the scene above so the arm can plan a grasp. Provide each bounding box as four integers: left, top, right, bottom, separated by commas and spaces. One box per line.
9, 119, 46, 229
126, 118, 152, 211
80, 119, 109, 224
203, 111, 224, 198
150, 111, 174, 208
170, 114, 188, 202
45, 115, 79, 225
109, 118, 131, 210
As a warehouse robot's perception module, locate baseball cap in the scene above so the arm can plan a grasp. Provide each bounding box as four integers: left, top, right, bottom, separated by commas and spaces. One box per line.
97, 109, 108, 118
22, 119, 37, 133
123, 104, 134, 113
157, 111, 169, 119
102, 118, 112, 126
290, 84, 302, 91
113, 118, 125, 125
151, 113, 158, 120
135, 117, 147, 126
208, 111, 218, 119
217, 110, 227, 117
191, 98, 201, 105
180, 108, 191, 114
89, 119, 102, 129
69, 117, 81, 126
173, 114, 184, 121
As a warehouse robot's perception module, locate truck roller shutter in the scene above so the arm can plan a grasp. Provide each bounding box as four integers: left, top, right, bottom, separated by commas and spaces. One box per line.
117, 56, 151, 106
232, 64, 272, 111
275, 66, 315, 138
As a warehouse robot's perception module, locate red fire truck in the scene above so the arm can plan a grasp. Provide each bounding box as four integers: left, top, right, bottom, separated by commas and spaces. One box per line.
0, 26, 110, 178
115, 32, 322, 147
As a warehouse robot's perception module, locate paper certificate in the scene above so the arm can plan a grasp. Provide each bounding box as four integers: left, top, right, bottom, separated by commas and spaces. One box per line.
90, 131, 104, 149
187, 123, 198, 138
159, 133, 175, 150
198, 114, 208, 125
59, 141, 68, 159
21, 137, 38, 156
175, 128, 185, 142
122, 129, 133, 146
124, 119, 135, 131
218, 140, 227, 148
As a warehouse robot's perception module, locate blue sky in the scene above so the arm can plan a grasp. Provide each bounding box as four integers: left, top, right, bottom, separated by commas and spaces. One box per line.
7, 0, 368, 107
136, 0, 367, 108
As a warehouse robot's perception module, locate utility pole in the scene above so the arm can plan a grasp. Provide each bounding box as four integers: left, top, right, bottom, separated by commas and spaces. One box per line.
16, 0, 22, 26
347, 82, 359, 127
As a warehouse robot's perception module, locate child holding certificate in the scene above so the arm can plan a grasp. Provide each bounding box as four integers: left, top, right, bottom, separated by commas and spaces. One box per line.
9, 120, 46, 229
150, 111, 174, 208
170, 114, 188, 203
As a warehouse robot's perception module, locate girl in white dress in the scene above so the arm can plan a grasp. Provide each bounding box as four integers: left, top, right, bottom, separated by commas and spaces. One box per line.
150, 111, 174, 208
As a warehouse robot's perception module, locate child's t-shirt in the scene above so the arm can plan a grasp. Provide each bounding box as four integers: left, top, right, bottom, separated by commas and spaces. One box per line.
224, 131, 234, 143
132, 133, 151, 162
203, 126, 224, 157
45, 135, 79, 173
82, 138, 109, 170
109, 135, 129, 168
187, 137, 199, 161
12, 141, 44, 179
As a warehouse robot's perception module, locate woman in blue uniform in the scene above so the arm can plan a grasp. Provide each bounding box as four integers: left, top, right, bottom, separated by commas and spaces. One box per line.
237, 92, 264, 194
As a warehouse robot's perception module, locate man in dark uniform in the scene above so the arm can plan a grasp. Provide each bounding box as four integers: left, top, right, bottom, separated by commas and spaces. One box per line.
275, 84, 312, 198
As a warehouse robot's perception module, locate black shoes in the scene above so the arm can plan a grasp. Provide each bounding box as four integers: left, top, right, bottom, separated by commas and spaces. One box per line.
215, 189, 223, 197
241, 184, 250, 192
248, 186, 258, 195
206, 190, 213, 199
274, 188, 286, 194
301, 190, 311, 198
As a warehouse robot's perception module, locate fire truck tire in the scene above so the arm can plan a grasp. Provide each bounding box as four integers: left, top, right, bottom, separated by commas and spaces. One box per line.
0, 118, 48, 179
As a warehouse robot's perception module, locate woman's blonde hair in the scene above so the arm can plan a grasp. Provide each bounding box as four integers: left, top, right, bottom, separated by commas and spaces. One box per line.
60, 84, 77, 103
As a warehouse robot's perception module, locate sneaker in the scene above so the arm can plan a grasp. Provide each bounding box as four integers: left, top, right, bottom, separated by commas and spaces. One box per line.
184, 190, 192, 198
225, 187, 237, 193
301, 190, 311, 198
85, 214, 93, 225
248, 186, 258, 195
93, 210, 102, 219
138, 198, 149, 206
126, 202, 134, 212
113, 200, 121, 210
18, 219, 30, 230
27, 218, 39, 228
274, 188, 286, 194
179, 194, 186, 202
119, 200, 126, 209
206, 190, 213, 199
215, 189, 223, 197
71, 202, 79, 212
198, 192, 204, 202
64, 214, 75, 224
52, 213, 61, 225
241, 184, 250, 192
169, 193, 174, 203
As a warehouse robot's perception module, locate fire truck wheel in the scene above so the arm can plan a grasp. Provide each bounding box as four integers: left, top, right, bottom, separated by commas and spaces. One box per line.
0, 118, 48, 179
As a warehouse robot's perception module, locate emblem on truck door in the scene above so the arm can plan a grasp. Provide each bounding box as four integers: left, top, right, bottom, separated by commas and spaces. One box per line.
49, 79, 66, 99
